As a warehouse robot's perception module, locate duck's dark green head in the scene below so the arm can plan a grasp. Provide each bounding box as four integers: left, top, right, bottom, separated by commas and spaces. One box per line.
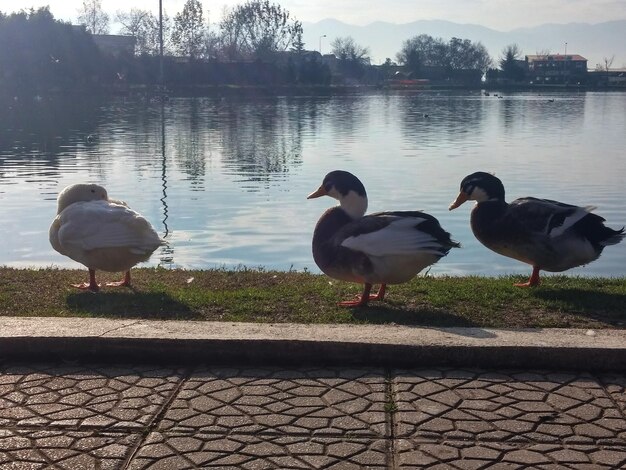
307, 170, 366, 200
449, 172, 505, 210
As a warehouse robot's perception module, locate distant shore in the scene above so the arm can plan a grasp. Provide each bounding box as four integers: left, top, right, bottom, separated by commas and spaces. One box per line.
2, 82, 624, 103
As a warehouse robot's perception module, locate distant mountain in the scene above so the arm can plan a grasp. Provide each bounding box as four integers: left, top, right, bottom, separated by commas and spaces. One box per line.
302, 19, 626, 69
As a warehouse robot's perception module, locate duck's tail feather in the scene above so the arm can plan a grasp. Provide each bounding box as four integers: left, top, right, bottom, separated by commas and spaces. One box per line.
600, 226, 625, 247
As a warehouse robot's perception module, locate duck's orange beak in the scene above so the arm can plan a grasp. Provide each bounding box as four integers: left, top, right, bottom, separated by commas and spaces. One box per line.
449, 192, 469, 210
307, 186, 327, 199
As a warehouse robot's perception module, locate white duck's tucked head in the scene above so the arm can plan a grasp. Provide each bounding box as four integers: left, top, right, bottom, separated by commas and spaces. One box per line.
307, 170, 368, 220
56, 183, 108, 214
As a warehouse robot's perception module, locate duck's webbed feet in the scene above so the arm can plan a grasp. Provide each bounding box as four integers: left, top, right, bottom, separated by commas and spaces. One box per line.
369, 284, 386, 301
514, 266, 541, 287
105, 271, 132, 288
72, 269, 100, 292
337, 283, 386, 307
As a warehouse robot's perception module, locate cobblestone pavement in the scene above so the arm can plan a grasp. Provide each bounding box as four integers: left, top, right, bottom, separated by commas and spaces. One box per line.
0, 362, 624, 469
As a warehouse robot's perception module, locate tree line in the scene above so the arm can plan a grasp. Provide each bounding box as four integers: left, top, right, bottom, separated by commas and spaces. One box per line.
2, 0, 508, 96
0, 7, 106, 97
78, 0, 305, 61
79, 0, 494, 72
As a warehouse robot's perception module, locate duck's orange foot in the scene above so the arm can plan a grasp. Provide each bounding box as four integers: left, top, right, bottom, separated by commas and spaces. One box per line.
105, 280, 131, 288
514, 267, 540, 287
337, 297, 369, 307
368, 284, 386, 302
105, 271, 131, 288
72, 282, 100, 292
337, 283, 386, 307
73, 269, 100, 292
513, 281, 539, 287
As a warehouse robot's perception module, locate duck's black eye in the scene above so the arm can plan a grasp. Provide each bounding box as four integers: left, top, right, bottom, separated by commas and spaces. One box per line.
91, 189, 95, 193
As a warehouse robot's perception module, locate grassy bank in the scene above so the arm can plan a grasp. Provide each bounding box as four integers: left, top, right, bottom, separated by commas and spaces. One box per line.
0, 267, 624, 329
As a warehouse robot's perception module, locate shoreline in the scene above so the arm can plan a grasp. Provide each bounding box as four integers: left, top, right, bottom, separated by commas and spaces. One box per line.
2, 83, 625, 103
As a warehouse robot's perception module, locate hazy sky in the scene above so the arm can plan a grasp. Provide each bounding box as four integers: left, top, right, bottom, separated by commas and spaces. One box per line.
4, 0, 626, 31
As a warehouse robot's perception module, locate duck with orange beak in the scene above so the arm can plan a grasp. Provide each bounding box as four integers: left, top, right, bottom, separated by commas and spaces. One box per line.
308, 170, 459, 306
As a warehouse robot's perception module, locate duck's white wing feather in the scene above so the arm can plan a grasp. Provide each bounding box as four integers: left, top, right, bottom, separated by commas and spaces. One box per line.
58, 200, 162, 254
340, 215, 444, 257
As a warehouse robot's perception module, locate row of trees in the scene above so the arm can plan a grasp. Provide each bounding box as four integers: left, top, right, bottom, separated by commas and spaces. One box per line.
78, 0, 495, 75
0, 4, 329, 95
10, 0, 575, 94
77, 0, 304, 61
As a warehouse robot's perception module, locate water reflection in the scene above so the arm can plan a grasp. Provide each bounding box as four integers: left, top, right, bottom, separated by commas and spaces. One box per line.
218, 97, 304, 183
0, 95, 100, 157
498, 94, 585, 136
159, 101, 169, 237
0, 91, 624, 277
398, 92, 486, 148
158, 100, 174, 267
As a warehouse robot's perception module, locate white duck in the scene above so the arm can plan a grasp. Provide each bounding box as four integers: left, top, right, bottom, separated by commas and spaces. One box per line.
308, 170, 460, 307
49, 183, 164, 292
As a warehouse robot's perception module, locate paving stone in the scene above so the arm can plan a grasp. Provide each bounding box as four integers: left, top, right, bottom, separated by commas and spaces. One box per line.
396, 440, 625, 469
394, 368, 626, 444
0, 363, 185, 430
0, 429, 138, 469
159, 367, 387, 437
600, 373, 626, 414
1, 362, 624, 468
503, 449, 551, 465
589, 448, 626, 467
128, 432, 388, 469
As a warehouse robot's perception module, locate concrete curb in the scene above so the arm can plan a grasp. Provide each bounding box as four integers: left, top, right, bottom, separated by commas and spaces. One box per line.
1, 317, 625, 370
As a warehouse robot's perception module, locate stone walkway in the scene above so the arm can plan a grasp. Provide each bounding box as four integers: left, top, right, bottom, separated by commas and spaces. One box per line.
0, 362, 625, 469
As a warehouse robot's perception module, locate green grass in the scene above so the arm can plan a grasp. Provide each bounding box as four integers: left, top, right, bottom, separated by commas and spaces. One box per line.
0, 267, 625, 329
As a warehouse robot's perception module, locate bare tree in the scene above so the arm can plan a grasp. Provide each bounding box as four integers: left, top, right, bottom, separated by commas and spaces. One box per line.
331, 36, 370, 79
331, 36, 370, 64
203, 29, 220, 59
116, 9, 150, 54
201, 12, 220, 59
116, 9, 172, 56
219, 0, 302, 60
603, 55, 615, 71
171, 0, 205, 59
77, 0, 109, 34
535, 48, 551, 56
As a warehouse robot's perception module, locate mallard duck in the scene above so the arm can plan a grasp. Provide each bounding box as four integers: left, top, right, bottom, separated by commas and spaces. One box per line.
49, 183, 164, 292
449, 172, 625, 286
308, 170, 460, 307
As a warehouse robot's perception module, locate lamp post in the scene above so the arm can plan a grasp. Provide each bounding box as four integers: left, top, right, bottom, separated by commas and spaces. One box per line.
319, 34, 326, 54
158, 0, 164, 90
563, 42, 568, 84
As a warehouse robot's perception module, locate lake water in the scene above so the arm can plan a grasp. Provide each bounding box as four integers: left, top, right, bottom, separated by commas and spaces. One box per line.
1, 90, 625, 278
